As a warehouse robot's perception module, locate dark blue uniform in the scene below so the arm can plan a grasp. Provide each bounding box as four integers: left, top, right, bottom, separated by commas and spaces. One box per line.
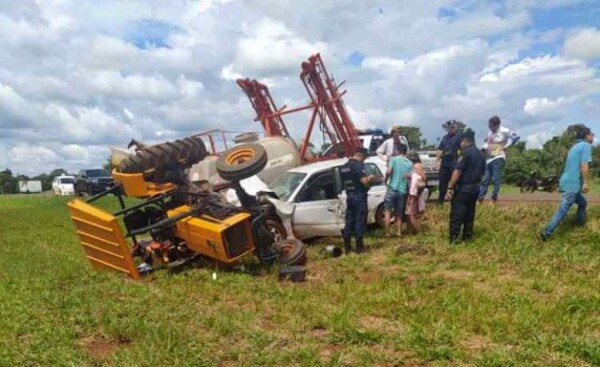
449, 144, 486, 242
437, 132, 462, 203
340, 158, 369, 253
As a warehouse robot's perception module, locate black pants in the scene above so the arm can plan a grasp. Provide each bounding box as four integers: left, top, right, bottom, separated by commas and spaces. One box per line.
438, 165, 453, 203
449, 189, 479, 241
342, 194, 368, 240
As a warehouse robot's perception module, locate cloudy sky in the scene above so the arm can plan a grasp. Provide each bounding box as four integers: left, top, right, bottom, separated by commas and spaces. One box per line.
0, 0, 599, 176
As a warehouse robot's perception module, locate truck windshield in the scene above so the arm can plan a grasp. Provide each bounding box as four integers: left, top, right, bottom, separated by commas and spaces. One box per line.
269, 172, 307, 201
59, 178, 75, 184
87, 169, 110, 177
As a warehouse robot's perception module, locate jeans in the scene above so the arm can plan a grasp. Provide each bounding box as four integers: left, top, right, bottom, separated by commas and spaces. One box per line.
384, 189, 406, 217
342, 194, 368, 240
542, 192, 587, 237
479, 158, 505, 201
450, 189, 479, 241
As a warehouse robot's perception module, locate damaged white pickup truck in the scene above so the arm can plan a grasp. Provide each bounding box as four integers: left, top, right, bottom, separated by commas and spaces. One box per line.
228, 157, 388, 240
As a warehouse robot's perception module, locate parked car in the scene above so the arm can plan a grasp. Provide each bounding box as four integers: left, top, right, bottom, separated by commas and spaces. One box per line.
75, 169, 114, 196
52, 175, 76, 196
264, 157, 388, 239
321, 129, 439, 190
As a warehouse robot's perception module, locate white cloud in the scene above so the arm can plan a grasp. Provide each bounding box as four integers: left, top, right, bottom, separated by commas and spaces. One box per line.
362, 57, 407, 74
564, 28, 600, 60
0, 0, 599, 175
231, 18, 328, 75
87, 71, 180, 100
523, 96, 580, 117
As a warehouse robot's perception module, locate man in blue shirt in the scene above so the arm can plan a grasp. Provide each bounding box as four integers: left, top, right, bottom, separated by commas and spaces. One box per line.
384, 144, 413, 237
540, 127, 594, 241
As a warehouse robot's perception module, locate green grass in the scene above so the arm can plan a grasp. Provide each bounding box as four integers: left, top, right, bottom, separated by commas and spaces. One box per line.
501, 178, 600, 194
1, 195, 599, 366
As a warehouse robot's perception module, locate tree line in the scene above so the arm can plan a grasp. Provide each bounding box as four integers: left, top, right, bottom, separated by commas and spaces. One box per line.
0, 168, 69, 194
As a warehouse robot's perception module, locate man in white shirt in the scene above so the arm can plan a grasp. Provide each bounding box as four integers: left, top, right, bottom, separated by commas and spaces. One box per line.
478, 116, 520, 203
376, 125, 410, 162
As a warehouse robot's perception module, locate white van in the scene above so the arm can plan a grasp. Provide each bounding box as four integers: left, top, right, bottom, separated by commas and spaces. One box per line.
52, 175, 76, 196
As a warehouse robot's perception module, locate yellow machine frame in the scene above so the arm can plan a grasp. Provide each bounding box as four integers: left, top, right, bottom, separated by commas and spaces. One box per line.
67, 170, 257, 279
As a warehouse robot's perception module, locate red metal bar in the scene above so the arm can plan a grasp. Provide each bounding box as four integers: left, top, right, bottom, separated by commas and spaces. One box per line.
236, 53, 361, 163
236, 79, 289, 138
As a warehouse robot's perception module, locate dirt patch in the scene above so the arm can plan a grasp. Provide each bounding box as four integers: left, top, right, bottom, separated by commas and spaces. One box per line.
395, 244, 433, 256
359, 315, 404, 335
436, 269, 474, 281
459, 335, 496, 351
80, 336, 131, 359
319, 344, 341, 361
311, 327, 328, 338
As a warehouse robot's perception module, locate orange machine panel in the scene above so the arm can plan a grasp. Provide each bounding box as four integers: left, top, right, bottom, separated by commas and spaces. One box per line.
169, 206, 255, 264
68, 199, 140, 279
112, 170, 177, 198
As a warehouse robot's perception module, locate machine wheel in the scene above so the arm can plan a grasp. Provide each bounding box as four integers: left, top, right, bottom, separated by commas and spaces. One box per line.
216, 143, 267, 181
119, 136, 207, 174
375, 204, 385, 228
274, 239, 307, 266
266, 218, 287, 242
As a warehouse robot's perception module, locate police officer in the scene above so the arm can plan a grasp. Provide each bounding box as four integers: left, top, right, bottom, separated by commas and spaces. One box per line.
341, 147, 376, 254
436, 120, 462, 204
445, 129, 486, 244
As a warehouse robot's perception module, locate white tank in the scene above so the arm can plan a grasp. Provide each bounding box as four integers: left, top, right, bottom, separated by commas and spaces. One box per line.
256, 136, 300, 184
188, 136, 301, 187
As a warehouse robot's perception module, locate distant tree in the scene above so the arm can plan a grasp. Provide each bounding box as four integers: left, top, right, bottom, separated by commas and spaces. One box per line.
49, 168, 68, 177
0, 169, 16, 194
397, 125, 423, 149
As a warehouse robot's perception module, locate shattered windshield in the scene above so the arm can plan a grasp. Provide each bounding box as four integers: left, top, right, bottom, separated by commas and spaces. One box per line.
269, 172, 307, 201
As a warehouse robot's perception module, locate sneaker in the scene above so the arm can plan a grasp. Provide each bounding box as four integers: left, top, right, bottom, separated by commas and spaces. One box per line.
538, 231, 549, 242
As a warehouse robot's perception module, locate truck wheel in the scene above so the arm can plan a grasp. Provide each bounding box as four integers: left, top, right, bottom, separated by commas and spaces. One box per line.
216, 143, 267, 181
274, 239, 307, 266
266, 218, 287, 242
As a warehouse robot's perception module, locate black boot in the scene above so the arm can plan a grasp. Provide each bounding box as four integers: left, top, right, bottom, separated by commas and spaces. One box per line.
343, 237, 352, 254
355, 238, 366, 254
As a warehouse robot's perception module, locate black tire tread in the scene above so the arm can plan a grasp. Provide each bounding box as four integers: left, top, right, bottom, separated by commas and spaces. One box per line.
119, 136, 208, 174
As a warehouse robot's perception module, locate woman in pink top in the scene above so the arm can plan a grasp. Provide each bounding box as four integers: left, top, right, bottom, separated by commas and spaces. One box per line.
406, 152, 428, 234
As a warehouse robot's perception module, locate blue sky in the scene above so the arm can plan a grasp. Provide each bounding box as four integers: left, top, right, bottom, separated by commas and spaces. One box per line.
0, 0, 598, 175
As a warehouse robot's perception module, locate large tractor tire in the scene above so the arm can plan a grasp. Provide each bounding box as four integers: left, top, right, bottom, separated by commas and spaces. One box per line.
119, 136, 207, 174
216, 143, 267, 182
274, 239, 307, 266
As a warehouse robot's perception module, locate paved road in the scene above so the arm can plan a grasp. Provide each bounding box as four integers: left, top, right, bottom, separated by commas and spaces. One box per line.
490, 192, 600, 205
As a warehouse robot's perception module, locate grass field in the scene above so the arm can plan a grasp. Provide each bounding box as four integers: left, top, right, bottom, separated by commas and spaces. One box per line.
1, 195, 599, 366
